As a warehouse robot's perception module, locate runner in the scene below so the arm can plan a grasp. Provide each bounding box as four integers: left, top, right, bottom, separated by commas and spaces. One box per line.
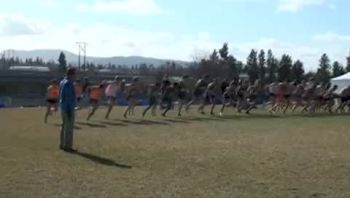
105, 76, 122, 119
44, 79, 59, 124
143, 82, 161, 117
86, 82, 106, 121
123, 77, 140, 119
219, 81, 236, 116
160, 75, 171, 109
291, 81, 306, 112
245, 80, 260, 114
236, 80, 249, 113
267, 81, 278, 107
282, 81, 296, 113
198, 79, 218, 115
336, 85, 350, 113
220, 79, 229, 95
177, 75, 189, 116
301, 82, 317, 113
161, 82, 177, 117
185, 75, 209, 112
323, 85, 338, 113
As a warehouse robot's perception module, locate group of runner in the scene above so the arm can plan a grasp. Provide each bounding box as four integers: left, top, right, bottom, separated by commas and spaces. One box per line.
44, 75, 350, 123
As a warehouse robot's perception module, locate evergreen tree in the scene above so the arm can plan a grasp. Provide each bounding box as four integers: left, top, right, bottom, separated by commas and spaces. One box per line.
246, 49, 259, 82
278, 54, 293, 81
219, 43, 229, 61
291, 60, 305, 82
58, 52, 67, 74
346, 53, 350, 72
227, 55, 238, 78
209, 49, 220, 64
304, 71, 316, 80
332, 61, 345, 77
266, 49, 278, 82
315, 53, 331, 83
258, 49, 266, 81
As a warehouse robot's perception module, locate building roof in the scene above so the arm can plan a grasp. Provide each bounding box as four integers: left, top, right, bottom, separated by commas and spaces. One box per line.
9, 66, 50, 72
331, 72, 350, 81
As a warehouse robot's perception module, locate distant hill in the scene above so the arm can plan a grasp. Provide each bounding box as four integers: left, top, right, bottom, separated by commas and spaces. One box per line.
5, 49, 188, 67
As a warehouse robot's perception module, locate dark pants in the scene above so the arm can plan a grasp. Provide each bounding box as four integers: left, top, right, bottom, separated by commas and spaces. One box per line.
60, 110, 75, 149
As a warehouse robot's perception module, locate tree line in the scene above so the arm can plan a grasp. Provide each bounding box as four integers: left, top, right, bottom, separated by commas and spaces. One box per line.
1, 48, 350, 83
0, 52, 189, 79
193, 43, 350, 83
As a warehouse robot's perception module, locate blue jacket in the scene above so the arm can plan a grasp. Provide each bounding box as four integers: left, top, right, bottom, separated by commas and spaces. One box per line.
59, 78, 76, 112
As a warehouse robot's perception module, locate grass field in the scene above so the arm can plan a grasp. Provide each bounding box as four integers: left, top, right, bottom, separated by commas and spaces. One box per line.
1, 106, 350, 198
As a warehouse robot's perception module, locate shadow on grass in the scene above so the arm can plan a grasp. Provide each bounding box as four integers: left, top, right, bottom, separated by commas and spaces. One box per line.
77, 122, 107, 128
220, 113, 281, 120
162, 118, 190, 124
98, 121, 128, 127
51, 123, 82, 130
140, 120, 170, 125
114, 119, 170, 126
71, 151, 132, 169
220, 112, 350, 120
177, 116, 224, 122
74, 126, 83, 130
289, 112, 350, 118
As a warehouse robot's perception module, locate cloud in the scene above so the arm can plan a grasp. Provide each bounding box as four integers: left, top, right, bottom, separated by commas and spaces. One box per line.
224, 0, 336, 12
0, 14, 348, 71
228, 38, 322, 70
77, 0, 165, 15
0, 21, 218, 62
313, 32, 350, 42
41, 0, 60, 8
230, 36, 350, 71
0, 15, 48, 36
277, 0, 329, 12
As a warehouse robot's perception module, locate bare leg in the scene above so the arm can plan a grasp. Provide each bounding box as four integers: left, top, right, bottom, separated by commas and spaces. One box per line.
326, 100, 335, 113
124, 106, 130, 118
151, 104, 157, 116
44, 104, 52, 124
283, 100, 290, 114
198, 99, 206, 114
210, 103, 216, 115
143, 105, 152, 117
246, 101, 256, 114
336, 102, 345, 113
270, 99, 280, 113
237, 99, 244, 113
185, 99, 195, 112
292, 99, 303, 112
301, 100, 311, 113
178, 100, 183, 116
87, 103, 98, 121
105, 100, 114, 119
220, 103, 227, 116
308, 100, 317, 113
162, 101, 172, 117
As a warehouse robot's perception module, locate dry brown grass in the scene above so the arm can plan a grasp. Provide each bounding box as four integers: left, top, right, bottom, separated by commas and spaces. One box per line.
1, 107, 350, 198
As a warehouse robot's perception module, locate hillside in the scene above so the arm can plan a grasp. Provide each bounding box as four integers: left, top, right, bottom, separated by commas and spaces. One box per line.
6, 49, 188, 67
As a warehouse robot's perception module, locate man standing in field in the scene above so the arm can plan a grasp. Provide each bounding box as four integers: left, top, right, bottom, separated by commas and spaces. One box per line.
59, 68, 77, 152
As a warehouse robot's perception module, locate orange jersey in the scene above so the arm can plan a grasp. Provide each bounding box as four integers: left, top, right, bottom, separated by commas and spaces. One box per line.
75, 83, 83, 97
89, 87, 105, 100
47, 85, 59, 99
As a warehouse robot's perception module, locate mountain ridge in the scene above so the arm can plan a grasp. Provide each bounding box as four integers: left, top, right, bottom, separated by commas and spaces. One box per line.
3, 49, 189, 67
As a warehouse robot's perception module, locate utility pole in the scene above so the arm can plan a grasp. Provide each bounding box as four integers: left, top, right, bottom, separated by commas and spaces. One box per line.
78, 46, 81, 71
76, 42, 87, 72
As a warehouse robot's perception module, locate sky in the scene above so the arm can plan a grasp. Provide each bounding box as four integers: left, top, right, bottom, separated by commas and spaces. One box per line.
0, 0, 349, 70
